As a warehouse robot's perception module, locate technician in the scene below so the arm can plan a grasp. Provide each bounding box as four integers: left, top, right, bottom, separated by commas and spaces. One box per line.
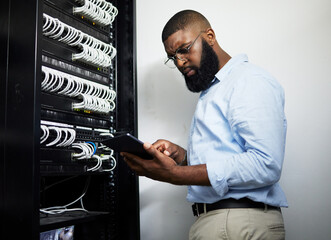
121, 10, 288, 240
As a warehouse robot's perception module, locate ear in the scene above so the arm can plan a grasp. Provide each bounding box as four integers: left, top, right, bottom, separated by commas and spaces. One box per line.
205, 28, 216, 46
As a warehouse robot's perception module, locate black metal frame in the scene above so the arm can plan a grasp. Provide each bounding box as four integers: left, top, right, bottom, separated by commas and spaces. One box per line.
0, 0, 139, 239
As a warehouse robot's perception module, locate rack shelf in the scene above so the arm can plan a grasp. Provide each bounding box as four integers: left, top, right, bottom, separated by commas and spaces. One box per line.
0, 0, 139, 239
40, 211, 110, 231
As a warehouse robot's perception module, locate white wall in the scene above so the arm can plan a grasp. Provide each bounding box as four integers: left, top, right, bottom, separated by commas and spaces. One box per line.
136, 0, 331, 239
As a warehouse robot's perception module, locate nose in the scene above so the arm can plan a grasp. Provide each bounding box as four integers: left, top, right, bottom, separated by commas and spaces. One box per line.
175, 58, 187, 69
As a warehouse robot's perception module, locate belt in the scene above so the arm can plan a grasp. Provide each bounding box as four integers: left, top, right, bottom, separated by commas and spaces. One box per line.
192, 198, 280, 216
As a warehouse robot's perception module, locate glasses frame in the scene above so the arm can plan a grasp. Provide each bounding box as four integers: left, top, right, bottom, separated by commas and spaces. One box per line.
164, 31, 205, 68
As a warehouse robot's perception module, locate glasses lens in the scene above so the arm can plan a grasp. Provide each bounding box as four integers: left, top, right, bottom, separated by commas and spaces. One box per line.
164, 58, 177, 69
176, 48, 189, 61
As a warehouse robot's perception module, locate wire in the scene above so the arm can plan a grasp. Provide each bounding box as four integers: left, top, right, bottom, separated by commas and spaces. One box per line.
42, 13, 116, 68
40, 175, 80, 193
71, 140, 117, 172
73, 0, 118, 26
72, 94, 114, 114
46, 126, 62, 146
40, 176, 91, 215
87, 154, 102, 171
40, 123, 76, 147
101, 154, 116, 172
86, 141, 97, 155
41, 66, 116, 114
40, 125, 49, 144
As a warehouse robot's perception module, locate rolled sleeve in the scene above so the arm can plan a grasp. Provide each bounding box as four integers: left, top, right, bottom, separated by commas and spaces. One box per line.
206, 160, 229, 198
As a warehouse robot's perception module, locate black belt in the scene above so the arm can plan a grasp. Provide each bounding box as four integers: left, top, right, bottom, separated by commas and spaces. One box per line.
192, 198, 280, 216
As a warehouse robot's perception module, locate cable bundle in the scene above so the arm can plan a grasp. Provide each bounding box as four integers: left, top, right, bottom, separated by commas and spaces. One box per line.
73, 93, 115, 114
73, 0, 118, 26
72, 43, 113, 68
40, 125, 76, 147
72, 142, 116, 172
72, 142, 96, 159
41, 66, 116, 100
41, 66, 116, 114
43, 13, 116, 67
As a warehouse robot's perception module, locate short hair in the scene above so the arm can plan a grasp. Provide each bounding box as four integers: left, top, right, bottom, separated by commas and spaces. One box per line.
162, 10, 211, 42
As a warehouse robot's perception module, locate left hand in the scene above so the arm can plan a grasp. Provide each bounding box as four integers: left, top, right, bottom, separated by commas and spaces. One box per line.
120, 142, 178, 183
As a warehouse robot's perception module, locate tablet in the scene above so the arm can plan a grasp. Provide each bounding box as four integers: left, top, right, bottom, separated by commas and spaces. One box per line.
102, 133, 153, 159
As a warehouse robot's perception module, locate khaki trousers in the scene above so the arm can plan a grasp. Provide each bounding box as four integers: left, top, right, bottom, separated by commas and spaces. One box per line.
189, 207, 285, 240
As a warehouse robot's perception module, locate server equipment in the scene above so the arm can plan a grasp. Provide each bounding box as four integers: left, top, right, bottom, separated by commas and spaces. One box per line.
0, 0, 139, 239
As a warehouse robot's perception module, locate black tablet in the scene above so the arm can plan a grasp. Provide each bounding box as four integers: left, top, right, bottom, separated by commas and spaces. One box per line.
102, 133, 153, 159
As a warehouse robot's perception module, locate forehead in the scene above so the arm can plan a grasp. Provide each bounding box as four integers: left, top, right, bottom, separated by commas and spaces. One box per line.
163, 28, 200, 55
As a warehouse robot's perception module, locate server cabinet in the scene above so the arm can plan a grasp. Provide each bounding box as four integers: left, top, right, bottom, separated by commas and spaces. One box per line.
0, 0, 139, 239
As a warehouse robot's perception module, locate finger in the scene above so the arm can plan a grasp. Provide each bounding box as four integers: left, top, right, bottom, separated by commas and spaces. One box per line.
152, 139, 168, 150
155, 145, 166, 153
143, 142, 164, 159
164, 150, 170, 156
152, 139, 165, 146
152, 142, 175, 158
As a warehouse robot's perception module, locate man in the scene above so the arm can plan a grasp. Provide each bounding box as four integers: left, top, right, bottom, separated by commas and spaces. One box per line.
121, 10, 287, 240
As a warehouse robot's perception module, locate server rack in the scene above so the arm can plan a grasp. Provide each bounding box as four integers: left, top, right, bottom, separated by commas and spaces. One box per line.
0, 0, 139, 239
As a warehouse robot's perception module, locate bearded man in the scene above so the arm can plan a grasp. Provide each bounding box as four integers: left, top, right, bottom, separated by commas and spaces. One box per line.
122, 10, 288, 240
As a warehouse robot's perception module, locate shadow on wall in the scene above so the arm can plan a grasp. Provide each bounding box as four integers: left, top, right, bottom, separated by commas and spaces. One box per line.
137, 60, 198, 238
139, 180, 189, 211
138, 60, 199, 145
139, 179, 196, 240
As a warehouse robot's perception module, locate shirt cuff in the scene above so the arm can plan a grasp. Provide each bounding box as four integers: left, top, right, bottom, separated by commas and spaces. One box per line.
206, 160, 229, 198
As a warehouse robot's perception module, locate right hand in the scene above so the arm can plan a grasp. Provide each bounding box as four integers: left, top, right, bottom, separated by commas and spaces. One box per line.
152, 139, 186, 165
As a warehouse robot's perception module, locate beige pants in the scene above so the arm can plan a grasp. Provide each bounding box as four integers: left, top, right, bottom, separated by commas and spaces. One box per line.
189, 207, 285, 240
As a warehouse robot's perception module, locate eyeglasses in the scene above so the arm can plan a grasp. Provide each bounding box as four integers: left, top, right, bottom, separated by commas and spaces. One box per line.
164, 31, 204, 69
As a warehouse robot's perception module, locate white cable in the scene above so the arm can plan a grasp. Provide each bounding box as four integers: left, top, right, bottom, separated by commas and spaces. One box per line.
46, 126, 62, 147
71, 140, 117, 172
87, 154, 102, 171
73, 0, 118, 26
40, 177, 90, 215
42, 14, 52, 32
49, 73, 64, 93
56, 128, 68, 147
101, 154, 116, 172
42, 70, 56, 91
42, 13, 116, 68
72, 142, 95, 159
40, 125, 49, 144
72, 43, 112, 68
72, 93, 114, 114
72, 143, 90, 159
40, 122, 76, 147
64, 128, 76, 146
40, 208, 88, 215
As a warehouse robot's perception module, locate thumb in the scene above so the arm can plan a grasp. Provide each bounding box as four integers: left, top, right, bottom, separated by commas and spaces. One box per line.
143, 142, 163, 158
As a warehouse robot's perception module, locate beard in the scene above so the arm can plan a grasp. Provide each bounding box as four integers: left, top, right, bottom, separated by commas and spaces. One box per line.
184, 39, 220, 93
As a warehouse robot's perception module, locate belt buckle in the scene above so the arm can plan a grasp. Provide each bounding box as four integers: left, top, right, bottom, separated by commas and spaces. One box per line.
192, 203, 200, 217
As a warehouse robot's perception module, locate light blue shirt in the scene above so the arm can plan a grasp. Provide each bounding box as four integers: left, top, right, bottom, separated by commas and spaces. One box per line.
187, 54, 288, 207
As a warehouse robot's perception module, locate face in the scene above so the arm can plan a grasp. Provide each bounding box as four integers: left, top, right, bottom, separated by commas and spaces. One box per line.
164, 29, 219, 92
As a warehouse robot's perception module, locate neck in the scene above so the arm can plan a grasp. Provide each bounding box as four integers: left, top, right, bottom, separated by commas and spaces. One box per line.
214, 43, 231, 70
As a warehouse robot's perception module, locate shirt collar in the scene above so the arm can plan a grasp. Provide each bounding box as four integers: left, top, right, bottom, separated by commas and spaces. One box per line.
200, 54, 249, 96
215, 54, 248, 82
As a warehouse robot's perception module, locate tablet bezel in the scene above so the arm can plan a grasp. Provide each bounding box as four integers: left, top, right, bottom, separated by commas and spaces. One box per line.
102, 133, 153, 159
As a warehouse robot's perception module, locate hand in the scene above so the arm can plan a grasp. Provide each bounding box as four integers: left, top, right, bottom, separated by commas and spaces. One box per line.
121, 142, 210, 186
121, 142, 178, 183
153, 139, 186, 165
